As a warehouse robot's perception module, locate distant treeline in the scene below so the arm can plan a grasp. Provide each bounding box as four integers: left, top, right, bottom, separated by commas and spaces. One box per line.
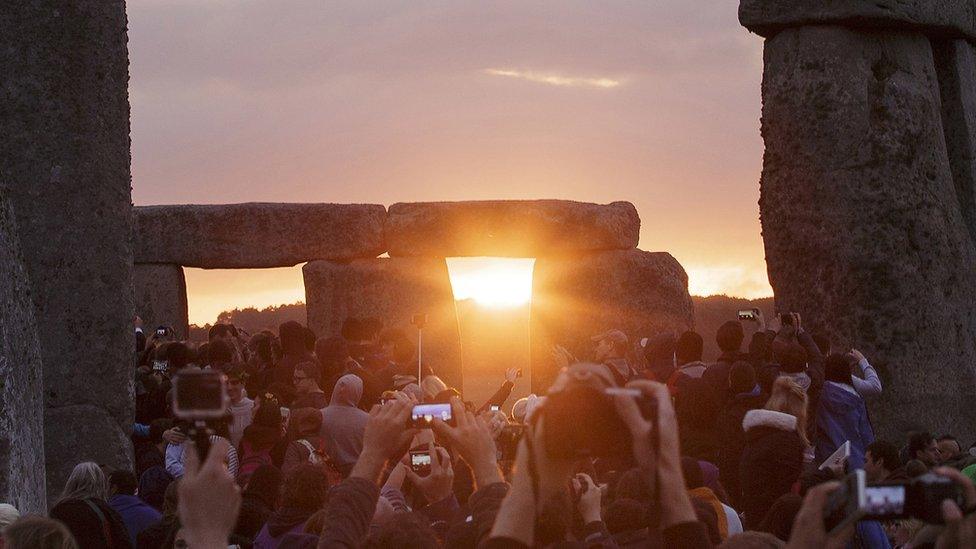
190, 295, 774, 360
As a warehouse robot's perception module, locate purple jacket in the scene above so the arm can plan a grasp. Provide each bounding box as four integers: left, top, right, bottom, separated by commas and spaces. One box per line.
108, 494, 162, 545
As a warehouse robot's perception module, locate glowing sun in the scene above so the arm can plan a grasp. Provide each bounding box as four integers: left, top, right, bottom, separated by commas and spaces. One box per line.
447, 258, 535, 308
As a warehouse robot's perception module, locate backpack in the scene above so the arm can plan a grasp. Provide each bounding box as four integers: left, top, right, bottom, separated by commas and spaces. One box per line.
237, 444, 272, 486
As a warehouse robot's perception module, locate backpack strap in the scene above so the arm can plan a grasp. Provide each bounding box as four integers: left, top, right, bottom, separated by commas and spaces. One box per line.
83, 498, 115, 549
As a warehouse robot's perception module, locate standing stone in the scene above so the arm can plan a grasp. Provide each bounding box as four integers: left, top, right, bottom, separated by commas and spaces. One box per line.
386, 200, 640, 257
303, 258, 463, 390
1, 2, 135, 497
740, 0, 976, 41
134, 265, 189, 341
933, 39, 976, 243
530, 250, 694, 393
135, 203, 387, 268
758, 26, 976, 442
0, 190, 46, 513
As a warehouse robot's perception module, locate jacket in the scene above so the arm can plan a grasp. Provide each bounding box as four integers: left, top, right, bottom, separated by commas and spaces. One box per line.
738, 409, 804, 529
815, 382, 875, 470
716, 386, 767, 508
109, 494, 162, 545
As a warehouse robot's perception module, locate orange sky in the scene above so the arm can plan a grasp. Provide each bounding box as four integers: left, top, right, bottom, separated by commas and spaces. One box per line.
127, 1, 771, 326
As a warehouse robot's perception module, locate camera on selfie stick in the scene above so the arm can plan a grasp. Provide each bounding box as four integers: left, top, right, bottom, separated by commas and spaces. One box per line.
411, 313, 428, 383
172, 369, 229, 461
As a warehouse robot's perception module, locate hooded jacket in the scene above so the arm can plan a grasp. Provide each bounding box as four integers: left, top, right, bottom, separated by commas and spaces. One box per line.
738, 409, 804, 529
320, 374, 369, 468
109, 494, 161, 545
815, 381, 875, 470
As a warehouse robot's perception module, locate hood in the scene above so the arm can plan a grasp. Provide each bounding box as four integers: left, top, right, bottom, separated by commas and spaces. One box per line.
329, 374, 363, 407
743, 409, 797, 433
821, 382, 863, 415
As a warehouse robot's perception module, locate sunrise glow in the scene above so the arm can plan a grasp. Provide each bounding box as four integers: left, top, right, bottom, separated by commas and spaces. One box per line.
446, 258, 535, 308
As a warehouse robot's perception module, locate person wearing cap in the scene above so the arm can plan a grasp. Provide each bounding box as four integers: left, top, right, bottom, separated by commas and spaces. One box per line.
227, 365, 254, 448
592, 329, 636, 385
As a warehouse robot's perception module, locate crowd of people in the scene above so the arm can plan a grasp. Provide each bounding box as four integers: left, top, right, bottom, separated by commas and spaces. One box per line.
2, 311, 976, 548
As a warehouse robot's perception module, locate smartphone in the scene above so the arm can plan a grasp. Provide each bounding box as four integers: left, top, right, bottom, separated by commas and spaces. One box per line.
409, 403, 454, 428
411, 313, 428, 329
152, 360, 169, 373
489, 404, 501, 413
823, 470, 866, 535
410, 449, 432, 476
780, 312, 795, 326
819, 440, 851, 472
172, 370, 229, 420
737, 309, 757, 321
865, 473, 964, 524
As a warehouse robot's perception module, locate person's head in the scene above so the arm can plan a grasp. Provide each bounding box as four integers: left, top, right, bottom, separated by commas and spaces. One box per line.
292, 361, 321, 393
681, 456, 704, 489
905, 459, 929, 478
729, 361, 757, 394
772, 341, 807, 374
362, 511, 440, 549
718, 532, 787, 549
161, 479, 180, 517
420, 375, 448, 402
592, 329, 628, 361
159, 342, 192, 373
378, 328, 415, 365
226, 367, 247, 403
824, 353, 854, 385
938, 435, 962, 462
208, 323, 237, 343
865, 440, 901, 482
247, 332, 274, 365
908, 431, 940, 466
137, 466, 173, 511
107, 470, 137, 497
303, 327, 317, 353
757, 493, 802, 542
252, 393, 283, 427
279, 321, 307, 354
281, 464, 330, 511
511, 397, 530, 424
604, 498, 645, 535
207, 339, 235, 366
329, 374, 364, 407
676, 331, 704, 364
315, 336, 351, 374
765, 377, 809, 446
2, 516, 78, 549
716, 321, 744, 354
244, 465, 282, 509
58, 462, 109, 503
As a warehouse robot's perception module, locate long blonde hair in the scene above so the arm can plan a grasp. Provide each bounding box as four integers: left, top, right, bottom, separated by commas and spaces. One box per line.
765, 377, 809, 446
56, 462, 108, 505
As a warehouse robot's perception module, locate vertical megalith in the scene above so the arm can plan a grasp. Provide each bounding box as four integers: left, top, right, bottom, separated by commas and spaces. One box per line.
1, 2, 135, 497
0, 189, 46, 513
530, 250, 694, 393
134, 265, 189, 340
933, 39, 976, 243
758, 26, 976, 441
303, 258, 463, 390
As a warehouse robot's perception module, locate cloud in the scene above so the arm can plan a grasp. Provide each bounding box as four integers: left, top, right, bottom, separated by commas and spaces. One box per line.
484, 68, 621, 89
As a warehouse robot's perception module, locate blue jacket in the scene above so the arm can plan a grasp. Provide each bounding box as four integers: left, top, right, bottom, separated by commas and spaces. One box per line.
109, 494, 162, 545
815, 382, 875, 470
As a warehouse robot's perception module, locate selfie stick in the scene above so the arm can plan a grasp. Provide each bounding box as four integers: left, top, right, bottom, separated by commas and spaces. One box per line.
188, 420, 213, 463
417, 325, 423, 383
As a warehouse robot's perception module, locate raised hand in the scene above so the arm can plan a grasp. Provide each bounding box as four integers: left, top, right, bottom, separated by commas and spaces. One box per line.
432, 397, 501, 487
405, 444, 455, 504
786, 481, 855, 549
178, 438, 241, 549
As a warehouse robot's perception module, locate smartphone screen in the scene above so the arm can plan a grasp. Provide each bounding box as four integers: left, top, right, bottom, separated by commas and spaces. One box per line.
411, 451, 431, 470
489, 404, 500, 412
410, 403, 453, 427
864, 485, 906, 518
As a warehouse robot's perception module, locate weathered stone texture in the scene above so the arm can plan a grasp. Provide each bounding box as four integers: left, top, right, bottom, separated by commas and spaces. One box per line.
740, 1, 976, 41
135, 203, 387, 268
1, 1, 135, 497
530, 250, 694, 393
933, 39, 976, 243
386, 200, 640, 257
758, 27, 976, 442
134, 264, 189, 340
0, 190, 46, 513
303, 258, 463, 389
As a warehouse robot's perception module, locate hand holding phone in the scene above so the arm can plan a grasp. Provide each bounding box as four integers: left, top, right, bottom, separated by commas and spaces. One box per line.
410, 449, 432, 476
409, 403, 454, 428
